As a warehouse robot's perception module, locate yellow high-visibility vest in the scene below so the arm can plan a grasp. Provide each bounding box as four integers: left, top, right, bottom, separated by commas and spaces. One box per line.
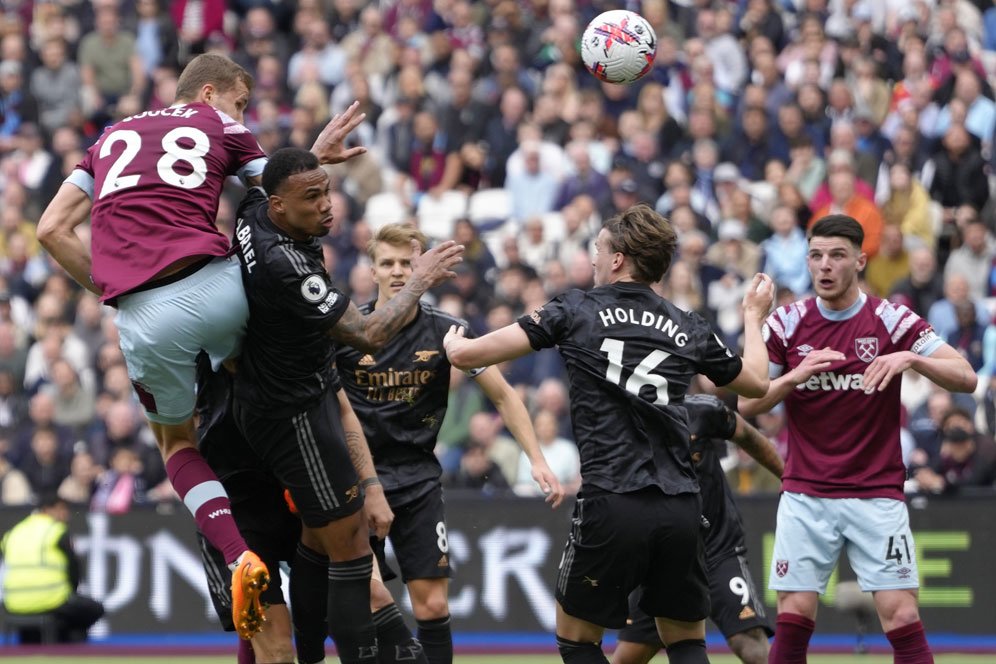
1, 513, 71, 614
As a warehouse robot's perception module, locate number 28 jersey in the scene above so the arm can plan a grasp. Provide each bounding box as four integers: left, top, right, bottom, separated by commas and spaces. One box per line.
71, 102, 267, 301
518, 283, 743, 495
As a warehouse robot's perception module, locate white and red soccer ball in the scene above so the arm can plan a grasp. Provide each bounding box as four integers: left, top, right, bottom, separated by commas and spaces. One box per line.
581, 9, 658, 85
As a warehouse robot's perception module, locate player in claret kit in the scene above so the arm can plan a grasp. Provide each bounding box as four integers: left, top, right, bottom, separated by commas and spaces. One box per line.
444, 204, 775, 664
613, 394, 782, 664
36, 53, 366, 639
739, 215, 977, 664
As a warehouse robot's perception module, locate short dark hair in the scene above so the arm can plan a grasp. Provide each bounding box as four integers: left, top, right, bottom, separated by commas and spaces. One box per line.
602, 204, 678, 283
37, 491, 66, 510
262, 148, 320, 195
809, 214, 864, 250
175, 53, 254, 102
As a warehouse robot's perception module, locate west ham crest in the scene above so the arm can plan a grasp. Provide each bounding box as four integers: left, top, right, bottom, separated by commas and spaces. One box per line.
775, 560, 789, 577
855, 337, 879, 363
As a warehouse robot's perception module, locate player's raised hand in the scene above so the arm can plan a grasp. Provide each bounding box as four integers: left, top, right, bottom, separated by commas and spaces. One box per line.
786, 347, 847, 385
530, 462, 565, 509
310, 101, 368, 164
861, 351, 915, 394
742, 273, 774, 321
410, 239, 465, 290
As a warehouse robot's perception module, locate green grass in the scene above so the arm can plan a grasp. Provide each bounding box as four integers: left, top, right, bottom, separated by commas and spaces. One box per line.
0, 656, 991, 663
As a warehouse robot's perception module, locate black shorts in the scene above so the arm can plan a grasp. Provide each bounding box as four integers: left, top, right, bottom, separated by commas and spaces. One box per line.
618, 553, 773, 645
234, 390, 364, 528
199, 477, 301, 631
374, 484, 451, 583
556, 488, 709, 629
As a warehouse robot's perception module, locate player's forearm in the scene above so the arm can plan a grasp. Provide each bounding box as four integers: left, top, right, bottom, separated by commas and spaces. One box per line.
328, 288, 423, 354
736, 315, 771, 397
488, 382, 544, 465
38, 184, 101, 295
733, 417, 784, 479
738, 372, 797, 418
337, 390, 377, 481
910, 353, 978, 393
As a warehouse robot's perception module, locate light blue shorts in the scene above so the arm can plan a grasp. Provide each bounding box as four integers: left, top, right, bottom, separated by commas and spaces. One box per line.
769, 492, 919, 593
115, 256, 248, 425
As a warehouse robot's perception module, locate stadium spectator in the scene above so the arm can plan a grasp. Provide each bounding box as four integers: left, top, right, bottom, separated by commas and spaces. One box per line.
810, 149, 885, 258
864, 224, 910, 298
944, 221, 994, 300
912, 408, 996, 493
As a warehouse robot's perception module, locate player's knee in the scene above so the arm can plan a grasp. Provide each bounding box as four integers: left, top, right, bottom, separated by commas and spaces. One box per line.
369, 578, 395, 611
556, 635, 604, 663
413, 592, 449, 620
727, 629, 769, 664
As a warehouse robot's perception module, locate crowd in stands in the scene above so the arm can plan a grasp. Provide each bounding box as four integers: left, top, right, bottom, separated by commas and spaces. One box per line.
1, 0, 996, 512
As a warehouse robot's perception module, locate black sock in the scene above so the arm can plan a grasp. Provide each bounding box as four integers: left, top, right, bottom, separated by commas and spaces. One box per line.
373, 604, 427, 664
290, 542, 330, 664
416, 615, 452, 664
555, 635, 609, 664
328, 555, 378, 664
666, 639, 708, 664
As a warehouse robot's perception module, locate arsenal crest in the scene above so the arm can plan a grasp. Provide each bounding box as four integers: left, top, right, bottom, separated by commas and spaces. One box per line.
855, 337, 879, 362
775, 560, 789, 577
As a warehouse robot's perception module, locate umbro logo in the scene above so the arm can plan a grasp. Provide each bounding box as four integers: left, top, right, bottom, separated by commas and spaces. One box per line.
414, 350, 439, 362
796, 345, 813, 356
358, 354, 376, 366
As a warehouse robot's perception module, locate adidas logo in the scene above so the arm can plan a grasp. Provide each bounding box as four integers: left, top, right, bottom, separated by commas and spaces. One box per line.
358, 354, 376, 366
739, 606, 756, 620
207, 508, 232, 519
437, 554, 449, 568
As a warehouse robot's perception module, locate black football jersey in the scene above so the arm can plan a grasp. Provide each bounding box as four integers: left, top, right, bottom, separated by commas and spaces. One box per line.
231, 188, 349, 415
684, 394, 747, 563
517, 283, 742, 495
335, 301, 482, 503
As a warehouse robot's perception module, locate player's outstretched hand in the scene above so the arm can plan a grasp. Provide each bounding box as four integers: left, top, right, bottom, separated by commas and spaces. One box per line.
861, 351, 915, 394
311, 101, 368, 164
530, 462, 565, 509
742, 273, 774, 321
786, 346, 846, 385
410, 239, 465, 290
363, 483, 394, 540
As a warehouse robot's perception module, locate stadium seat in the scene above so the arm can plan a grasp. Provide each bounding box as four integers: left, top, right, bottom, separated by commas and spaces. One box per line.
363, 192, 409, 231
416, 190, 468, 241
467, 188, 514, 231
0, 608, 58, 644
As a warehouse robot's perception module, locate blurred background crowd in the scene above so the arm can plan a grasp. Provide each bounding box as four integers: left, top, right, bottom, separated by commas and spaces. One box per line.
0, 0, 995, 514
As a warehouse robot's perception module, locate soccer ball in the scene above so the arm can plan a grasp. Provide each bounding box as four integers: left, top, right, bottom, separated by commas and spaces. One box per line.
581, 10, 657, 85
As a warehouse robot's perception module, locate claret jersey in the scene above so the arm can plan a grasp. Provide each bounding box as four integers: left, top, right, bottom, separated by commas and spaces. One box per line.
231, 188, 349, 415
764, 292, 943, 500
518, 282, 743, 495
335, 302, 482, 503
71, 102, 266, 300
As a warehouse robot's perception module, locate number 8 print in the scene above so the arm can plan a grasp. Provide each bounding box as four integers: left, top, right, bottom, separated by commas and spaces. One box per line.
436, 521, 449, 553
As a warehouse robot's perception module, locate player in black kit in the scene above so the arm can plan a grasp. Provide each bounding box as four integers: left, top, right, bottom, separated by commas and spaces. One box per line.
333, 223, 564, 664
614, 394, 782, 664
230, 148, 463, 664
444, 204, 775, 664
